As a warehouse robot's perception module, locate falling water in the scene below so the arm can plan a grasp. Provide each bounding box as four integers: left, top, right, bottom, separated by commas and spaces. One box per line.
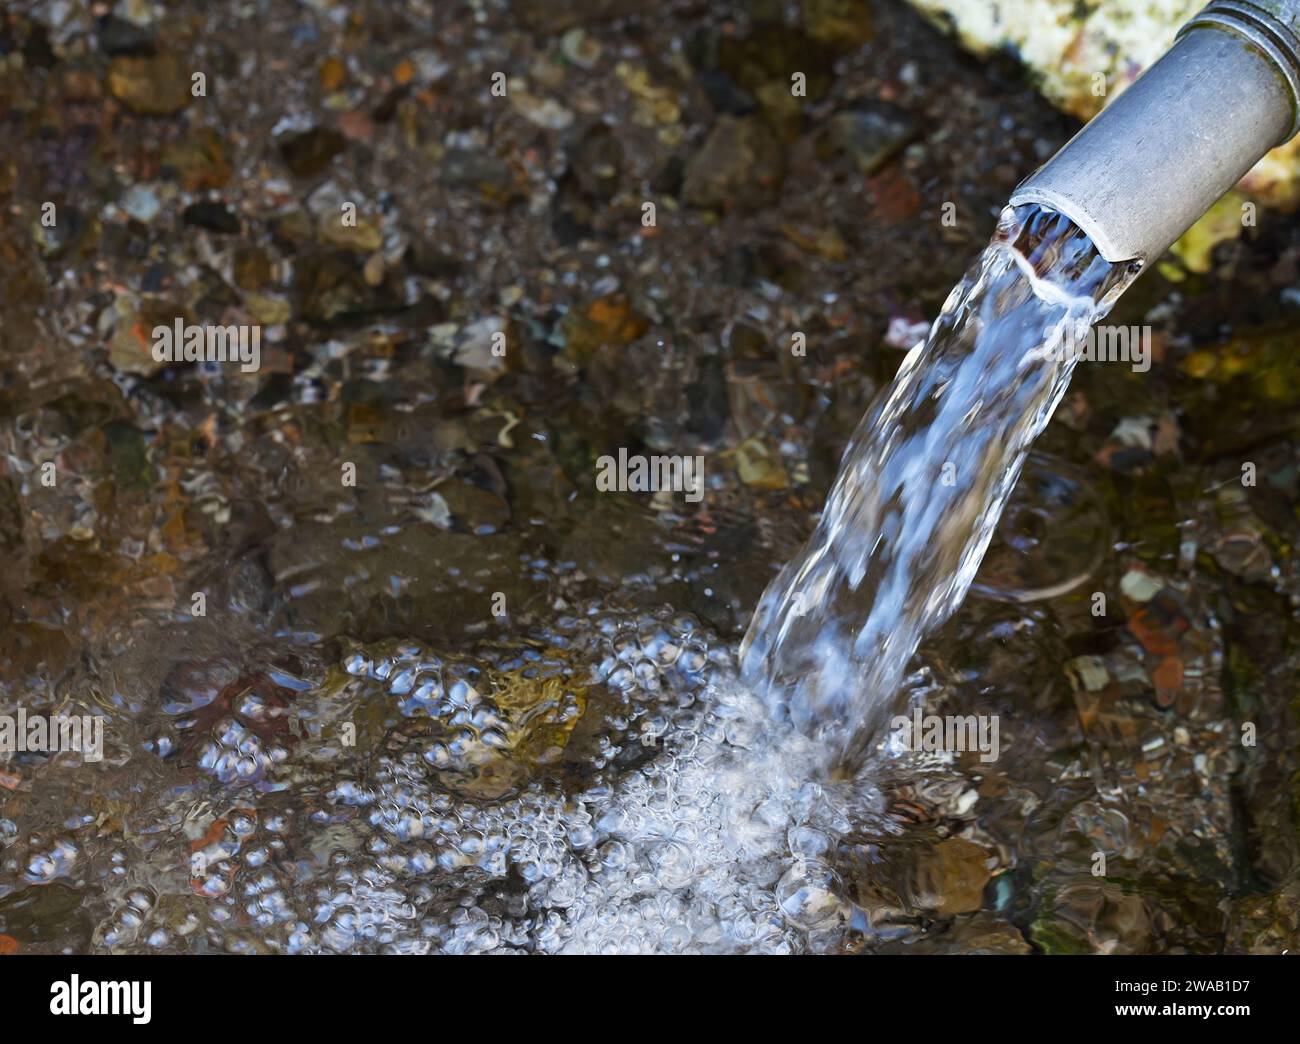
9, 205, 1143, 956
741, 204, 1139, 772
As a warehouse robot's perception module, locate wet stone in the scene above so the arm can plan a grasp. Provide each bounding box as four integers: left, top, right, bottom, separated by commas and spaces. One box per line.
735, 437, 790, 491
567, 126, 625, 203
559, 293, 651, 367
105, 421, 153, 492
405, 238, 464, 279
0, 477, 24, 553
106, 54, 192, 116
232, 245, 274, 290
161, 129, 232, 190
696, 70, 759, 117
514, 0, 660, 35
279, 127, 347, 179
818, 105, 919, 176
802, 0, 876, 48
438, 479, 511, 535
97, 16, 156, 57
318, 213, 382, 252
560, 29, 603, 71
438, 149, 521, 205
32, 203, 87, 259
1227, 878, 1300, 954
182, 201, 241, 235
682, 116, 785, 212
717, 24, 837, 102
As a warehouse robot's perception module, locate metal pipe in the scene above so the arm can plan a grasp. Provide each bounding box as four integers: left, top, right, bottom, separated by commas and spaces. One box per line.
1009, 0, 1300, 268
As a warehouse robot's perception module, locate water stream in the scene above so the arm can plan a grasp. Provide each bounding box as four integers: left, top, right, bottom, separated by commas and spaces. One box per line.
742, 203, 1139, 773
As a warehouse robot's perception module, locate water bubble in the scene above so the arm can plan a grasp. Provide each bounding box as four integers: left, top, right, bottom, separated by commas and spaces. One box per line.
776, 860, 847, 931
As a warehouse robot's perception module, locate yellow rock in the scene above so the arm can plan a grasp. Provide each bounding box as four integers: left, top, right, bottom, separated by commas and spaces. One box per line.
914, 837, 993, 916
107, 54, 191, 116
1170, 192, 1250, 273
432, 664, 587, 801
735, 438, 791, 491
319, 56, 346, 91
244, 294, 292, 325
1181, 350, 1217, 379
318, 212, 383, 252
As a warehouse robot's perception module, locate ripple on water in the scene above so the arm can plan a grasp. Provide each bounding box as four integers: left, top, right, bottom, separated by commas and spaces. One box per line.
60, 605, 886, 954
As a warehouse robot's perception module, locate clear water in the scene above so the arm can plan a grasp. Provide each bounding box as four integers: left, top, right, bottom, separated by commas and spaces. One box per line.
2, 205, 1140, 956
346, 203, 1138, 954
307, 612, 874, 954
741, 204, 1138, 773
77, 606, 880, 954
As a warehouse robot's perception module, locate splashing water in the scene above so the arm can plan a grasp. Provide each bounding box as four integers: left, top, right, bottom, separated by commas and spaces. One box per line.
282, 206, 1134, 954
6, 206, 1142, 957
741, 204, 1138, 772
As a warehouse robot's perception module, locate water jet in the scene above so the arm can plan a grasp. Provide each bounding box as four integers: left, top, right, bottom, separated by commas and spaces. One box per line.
743, 1, 1300, 770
